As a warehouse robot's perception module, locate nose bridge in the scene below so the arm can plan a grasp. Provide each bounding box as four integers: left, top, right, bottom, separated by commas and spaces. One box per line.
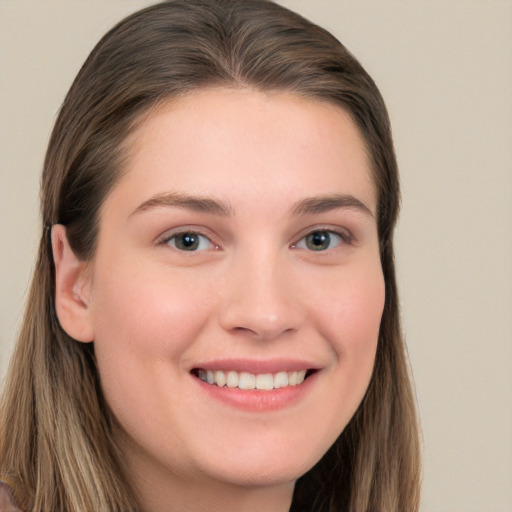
219, 244, 302, 340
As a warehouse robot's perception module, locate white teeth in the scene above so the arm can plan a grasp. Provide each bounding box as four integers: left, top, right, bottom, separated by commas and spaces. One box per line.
238, 372, 256, 390
196, 369, 309, 390
256, 373, 274, 390
226, 371, 239, 388
214, 370, 226, 387
273, 371, 288, 389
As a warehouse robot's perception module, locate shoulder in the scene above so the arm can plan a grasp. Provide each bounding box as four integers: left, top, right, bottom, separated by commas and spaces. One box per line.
0, 481, 24, 512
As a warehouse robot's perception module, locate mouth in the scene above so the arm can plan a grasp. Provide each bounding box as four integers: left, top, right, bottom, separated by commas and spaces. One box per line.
191, 368, 317, 390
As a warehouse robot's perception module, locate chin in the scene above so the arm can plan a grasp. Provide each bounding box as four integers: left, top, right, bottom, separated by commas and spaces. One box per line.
196, 445, 323, 489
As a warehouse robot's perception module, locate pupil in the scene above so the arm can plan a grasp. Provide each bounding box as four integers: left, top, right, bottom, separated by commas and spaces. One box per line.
307, 231, 330, 251
177, 233, 199, 250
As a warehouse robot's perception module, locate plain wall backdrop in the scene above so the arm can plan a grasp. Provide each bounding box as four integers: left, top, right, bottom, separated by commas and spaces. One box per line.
1, 1, 511, 511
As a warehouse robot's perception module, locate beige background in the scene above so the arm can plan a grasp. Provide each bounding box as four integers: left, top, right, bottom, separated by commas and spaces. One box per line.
1, 1, 511, 510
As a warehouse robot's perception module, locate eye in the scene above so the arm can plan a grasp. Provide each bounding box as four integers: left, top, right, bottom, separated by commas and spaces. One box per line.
164, 231, 214, 252
294, 230, 346, 251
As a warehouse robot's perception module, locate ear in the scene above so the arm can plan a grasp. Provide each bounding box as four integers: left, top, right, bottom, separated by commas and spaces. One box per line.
51, 224, 94, 343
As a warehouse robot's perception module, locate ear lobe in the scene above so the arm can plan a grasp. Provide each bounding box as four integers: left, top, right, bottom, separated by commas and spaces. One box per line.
51, 224, 94, 343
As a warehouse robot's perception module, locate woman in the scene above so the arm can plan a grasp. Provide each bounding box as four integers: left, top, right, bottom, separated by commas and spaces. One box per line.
0, 1, 420, 511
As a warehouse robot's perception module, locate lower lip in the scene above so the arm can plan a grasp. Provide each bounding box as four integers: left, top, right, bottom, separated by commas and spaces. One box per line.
192, 372, 318, 412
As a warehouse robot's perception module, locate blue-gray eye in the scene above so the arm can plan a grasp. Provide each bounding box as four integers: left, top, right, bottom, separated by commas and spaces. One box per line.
167, 232, 211, 251
297, 230, 343, 251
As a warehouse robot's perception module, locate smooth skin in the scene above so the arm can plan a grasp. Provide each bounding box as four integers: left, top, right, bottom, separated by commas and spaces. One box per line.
52, 88, 385, 512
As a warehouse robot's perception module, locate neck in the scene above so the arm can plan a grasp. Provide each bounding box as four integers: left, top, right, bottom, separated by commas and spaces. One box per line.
138, 474, 294, 512
132, 463, 295, 512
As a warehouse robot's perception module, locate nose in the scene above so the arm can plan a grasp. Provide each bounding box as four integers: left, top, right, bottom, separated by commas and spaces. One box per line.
218, 252, 304, 341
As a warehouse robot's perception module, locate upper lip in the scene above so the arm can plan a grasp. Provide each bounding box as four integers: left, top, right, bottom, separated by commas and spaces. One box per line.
190, 358, 321, 374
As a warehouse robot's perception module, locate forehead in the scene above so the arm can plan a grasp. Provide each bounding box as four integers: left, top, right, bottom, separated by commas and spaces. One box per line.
108, 88, 376, 217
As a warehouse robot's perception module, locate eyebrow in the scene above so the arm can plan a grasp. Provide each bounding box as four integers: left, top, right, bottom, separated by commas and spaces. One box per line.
292, 194, 374, 217
130, 191, 373, 219
130, 192, 233, 217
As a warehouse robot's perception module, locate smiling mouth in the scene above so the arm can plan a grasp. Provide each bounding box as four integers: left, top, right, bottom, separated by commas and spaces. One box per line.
191, 369, 316, 390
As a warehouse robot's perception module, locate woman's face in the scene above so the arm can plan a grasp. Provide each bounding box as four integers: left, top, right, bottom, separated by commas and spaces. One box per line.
84, 89, 384, 491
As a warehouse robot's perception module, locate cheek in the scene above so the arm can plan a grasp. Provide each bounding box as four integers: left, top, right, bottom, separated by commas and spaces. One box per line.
91, 262, 214, 359
309, 261, 385, 412
89, 261, 216, 440
282, 261, 384, 466
312, 261, 385, 355
88, 260, 215, 419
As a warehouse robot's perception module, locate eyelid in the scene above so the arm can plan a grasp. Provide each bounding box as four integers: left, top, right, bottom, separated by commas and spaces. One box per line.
154, 224, 354, 252
290, 225, 355, 249
156, 226, 220, 251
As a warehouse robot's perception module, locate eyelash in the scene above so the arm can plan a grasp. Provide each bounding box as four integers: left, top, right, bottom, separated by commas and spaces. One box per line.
159, 230, 217, 252
291, 228, 354, 252
158, 227, 353, 253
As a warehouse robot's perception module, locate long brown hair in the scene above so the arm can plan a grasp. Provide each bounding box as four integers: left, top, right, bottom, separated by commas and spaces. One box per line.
0, 1, 421, 510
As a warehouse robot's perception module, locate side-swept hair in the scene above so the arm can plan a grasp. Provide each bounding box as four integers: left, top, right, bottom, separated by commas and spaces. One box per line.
0, 1, 420, 510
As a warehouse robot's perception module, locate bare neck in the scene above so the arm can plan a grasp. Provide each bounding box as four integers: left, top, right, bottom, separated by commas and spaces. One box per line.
137, 475, 295, 512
